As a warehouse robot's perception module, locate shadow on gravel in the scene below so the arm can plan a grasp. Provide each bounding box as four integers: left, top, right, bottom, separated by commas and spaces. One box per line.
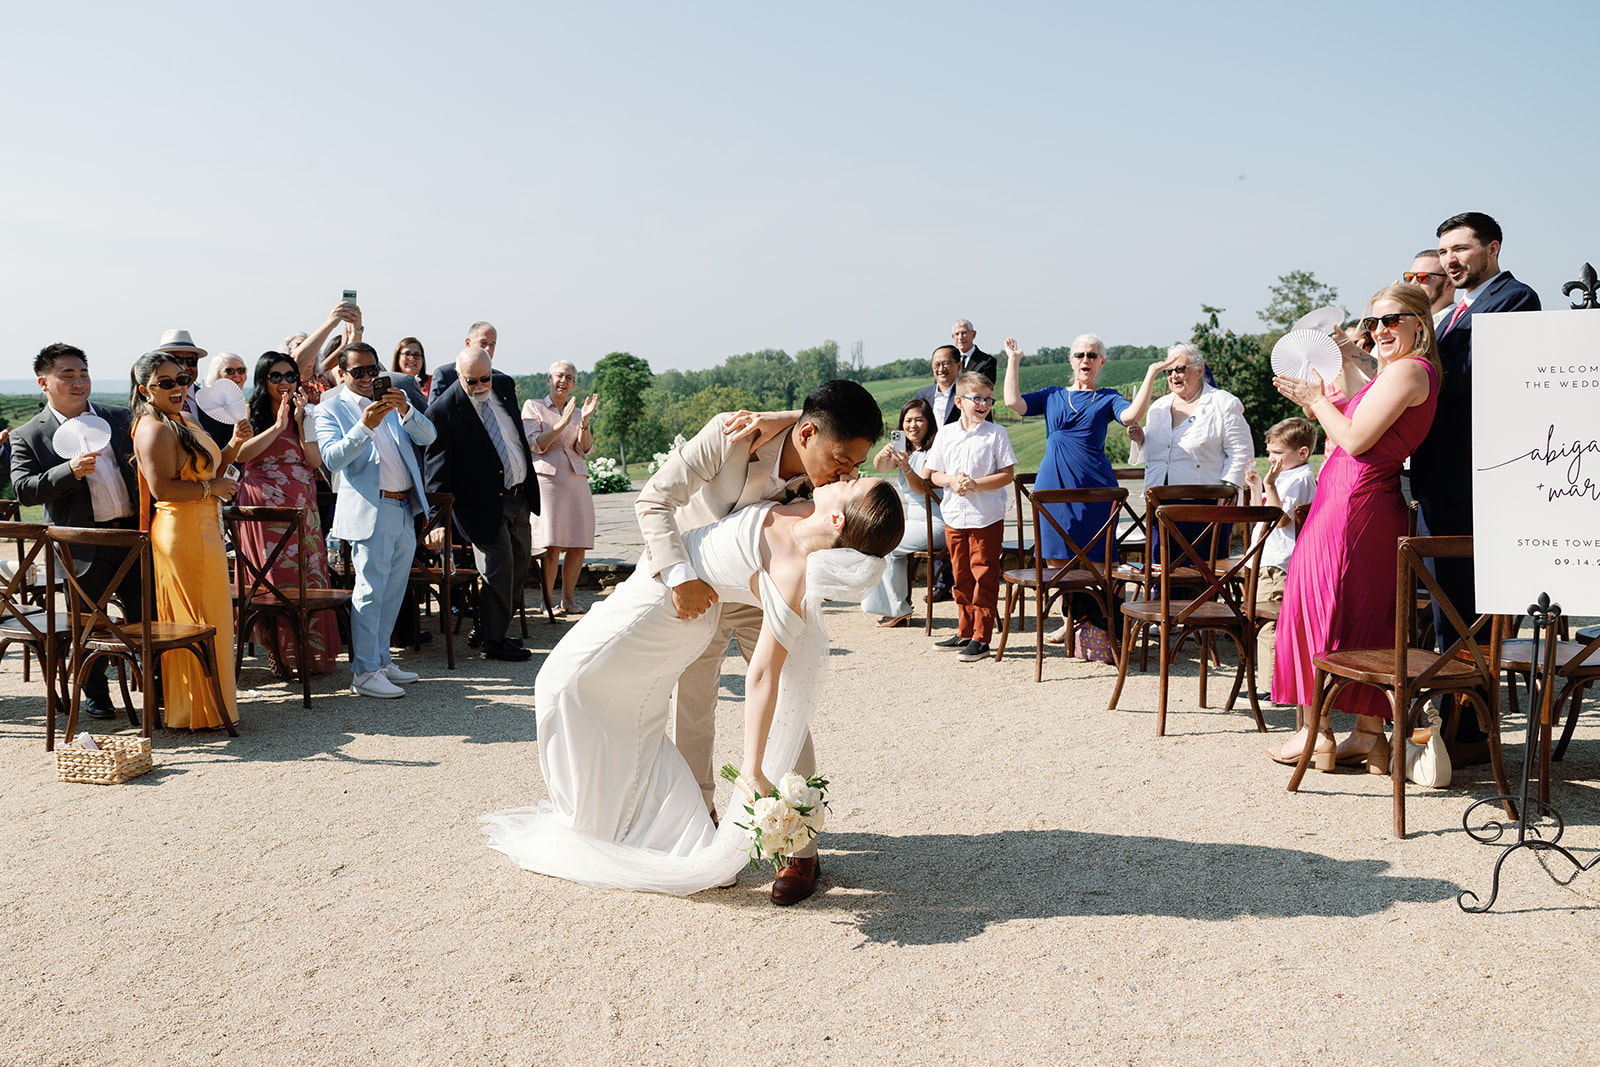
820, 830, 1460, 945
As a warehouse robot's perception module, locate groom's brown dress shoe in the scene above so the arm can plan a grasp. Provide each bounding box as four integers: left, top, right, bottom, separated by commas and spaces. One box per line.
770, 855, 820, 906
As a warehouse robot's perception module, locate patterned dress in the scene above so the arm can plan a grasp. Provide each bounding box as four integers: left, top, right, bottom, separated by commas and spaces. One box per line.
237, 430, 341, 676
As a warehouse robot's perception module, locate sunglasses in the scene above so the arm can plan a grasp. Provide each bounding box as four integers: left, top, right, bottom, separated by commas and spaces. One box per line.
223, 367, 248, 378
1359, 312, 1418, 332
1070, 352, 1101, 361
150, 374, 196, 391
462, 374, 494, 387
1402, 272, 1439, 284
172, 354, 201, 367
267, 370, 300, 384
345, 365, 382, 379
958, 394, 995, 406
1165, 365, 1195, 376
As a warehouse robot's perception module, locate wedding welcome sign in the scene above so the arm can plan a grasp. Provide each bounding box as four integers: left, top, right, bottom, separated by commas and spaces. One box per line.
1472, 310, 1600, 614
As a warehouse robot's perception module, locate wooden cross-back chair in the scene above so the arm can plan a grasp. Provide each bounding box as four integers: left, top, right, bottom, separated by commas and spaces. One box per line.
1284, 536, 1514, 838
0, 522, 72, 749
224, 505, 353, 708
49, 525, 236, 743
407, 493, 476, 668
906, 482, 951, 635
995, 486, 1127, 681
1108, 503, 1281, 736
1495, 618, 1600, 810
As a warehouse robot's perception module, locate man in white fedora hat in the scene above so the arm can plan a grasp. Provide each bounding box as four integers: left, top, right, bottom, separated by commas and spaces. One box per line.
153, 329, 233, 443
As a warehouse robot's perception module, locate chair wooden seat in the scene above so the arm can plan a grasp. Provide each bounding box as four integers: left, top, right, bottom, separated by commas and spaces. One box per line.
1121, 597, 1250, 625
0, 522, 71, 749
242, 588, 355, 612
1311, 647, 1483, 686
83, 620, 216, 649
1496, 628, 1600, 789
1497, 639, 1600, 672
1001, 564, 1092, 588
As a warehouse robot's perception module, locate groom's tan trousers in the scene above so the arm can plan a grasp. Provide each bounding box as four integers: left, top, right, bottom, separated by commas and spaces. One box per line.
671, 601, 816, 814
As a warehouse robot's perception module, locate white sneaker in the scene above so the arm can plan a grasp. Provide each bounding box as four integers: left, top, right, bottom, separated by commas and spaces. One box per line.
381, 663, 419, 685
351, 671, 406, 699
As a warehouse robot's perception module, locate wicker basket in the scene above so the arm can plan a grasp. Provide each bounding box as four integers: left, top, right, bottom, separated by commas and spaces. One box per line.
56, 735, 153, 785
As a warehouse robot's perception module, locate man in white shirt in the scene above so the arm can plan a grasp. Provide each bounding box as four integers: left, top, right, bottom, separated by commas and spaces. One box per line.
913, 346, 963, 426
316, 343, 438, 697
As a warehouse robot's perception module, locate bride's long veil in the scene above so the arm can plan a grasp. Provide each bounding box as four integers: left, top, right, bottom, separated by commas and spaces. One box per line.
479, 549, 884, 897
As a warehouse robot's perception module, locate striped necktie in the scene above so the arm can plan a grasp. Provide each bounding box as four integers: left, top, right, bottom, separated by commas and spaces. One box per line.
477, 396, 515, 488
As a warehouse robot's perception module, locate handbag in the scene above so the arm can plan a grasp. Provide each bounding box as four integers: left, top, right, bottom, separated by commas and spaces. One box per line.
1073, 621, 1117, 665
1405, 704, 1453, 788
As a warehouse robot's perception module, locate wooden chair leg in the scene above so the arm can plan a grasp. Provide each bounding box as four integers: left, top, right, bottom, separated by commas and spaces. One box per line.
1287, 673, 1327, 792
1553, 682, 1587, 762
297, 613, 312, 709
1108, 618, 1140, 710
1156, 621, 1172, 737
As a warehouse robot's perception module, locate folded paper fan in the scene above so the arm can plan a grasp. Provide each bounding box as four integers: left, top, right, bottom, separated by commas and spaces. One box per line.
1270, 329, 1342, 382
195, 380, 248, 424
1290, 305, 1345, 335
51, 414, 113, 457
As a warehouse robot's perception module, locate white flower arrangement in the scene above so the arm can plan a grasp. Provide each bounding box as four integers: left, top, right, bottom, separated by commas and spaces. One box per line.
587, 456, 632, 495
645, 434, 689, 476
720, 764, 829, 871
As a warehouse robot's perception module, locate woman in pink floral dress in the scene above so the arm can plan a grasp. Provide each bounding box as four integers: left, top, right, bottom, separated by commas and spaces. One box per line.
234, 353, 341, 676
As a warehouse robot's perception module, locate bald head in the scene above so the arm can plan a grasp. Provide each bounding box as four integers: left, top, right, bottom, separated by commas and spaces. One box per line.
456, 348, 493, 397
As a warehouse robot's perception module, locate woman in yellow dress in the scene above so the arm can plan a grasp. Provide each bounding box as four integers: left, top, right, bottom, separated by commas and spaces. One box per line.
130, 351, 247, 729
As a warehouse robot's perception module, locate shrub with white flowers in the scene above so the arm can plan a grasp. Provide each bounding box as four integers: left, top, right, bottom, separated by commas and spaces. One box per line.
587, 456, 632, 495
646, 434, 689, 476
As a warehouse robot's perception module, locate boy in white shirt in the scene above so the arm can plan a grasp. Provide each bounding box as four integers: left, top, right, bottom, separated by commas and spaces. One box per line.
923, 372, 1017, 662
1244, 417, 1318, 693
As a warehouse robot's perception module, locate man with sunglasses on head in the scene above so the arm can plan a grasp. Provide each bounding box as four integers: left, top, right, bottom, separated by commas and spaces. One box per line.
11, 344, 142, 721
1403, 251, 1456, 327
316, 342, 437, 698
422, 347, 538, 662
1410, 213, 1540, 753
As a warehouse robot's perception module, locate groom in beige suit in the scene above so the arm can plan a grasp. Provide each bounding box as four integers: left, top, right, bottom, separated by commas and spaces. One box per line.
635, 380, 883, 904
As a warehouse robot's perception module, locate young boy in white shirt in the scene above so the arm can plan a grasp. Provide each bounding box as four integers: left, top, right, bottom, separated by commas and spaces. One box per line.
923, 372, 1017, 662
1244, 416, 1318, 693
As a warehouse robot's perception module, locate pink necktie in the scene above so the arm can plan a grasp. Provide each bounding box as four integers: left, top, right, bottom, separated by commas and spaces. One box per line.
1443, 299, 1468, 335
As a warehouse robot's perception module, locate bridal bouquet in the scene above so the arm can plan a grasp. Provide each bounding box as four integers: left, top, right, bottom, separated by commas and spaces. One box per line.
720, 764, 829, 871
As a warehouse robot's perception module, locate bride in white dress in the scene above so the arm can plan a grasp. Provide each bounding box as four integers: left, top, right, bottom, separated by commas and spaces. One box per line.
481, 477, 904, 895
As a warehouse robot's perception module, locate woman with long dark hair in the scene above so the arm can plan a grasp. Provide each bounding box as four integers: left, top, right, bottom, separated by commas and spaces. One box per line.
232, 352, 340, 677
861, 396, 945, 626
392, 337, 430, 398
130, 350, 246, 728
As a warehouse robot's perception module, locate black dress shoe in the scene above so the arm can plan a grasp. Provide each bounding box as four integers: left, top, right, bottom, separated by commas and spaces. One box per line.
467, 629, 481, 649
482, 639, 532, 662
81, 695, 118, 720
771, 855, 820, 906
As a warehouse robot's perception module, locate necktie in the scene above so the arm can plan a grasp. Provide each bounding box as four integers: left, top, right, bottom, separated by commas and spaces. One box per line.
1442, 299, 1468, 336
478, 396, 515, 488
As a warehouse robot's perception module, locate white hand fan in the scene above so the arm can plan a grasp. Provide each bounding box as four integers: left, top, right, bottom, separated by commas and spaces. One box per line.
196, 379, 248, 423
1290, 306, 1345, 335
1271, 329, 1342, 382
51, 414, 113, 457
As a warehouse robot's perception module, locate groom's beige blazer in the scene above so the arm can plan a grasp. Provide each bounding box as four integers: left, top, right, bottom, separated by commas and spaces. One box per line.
634, 412, 803, 810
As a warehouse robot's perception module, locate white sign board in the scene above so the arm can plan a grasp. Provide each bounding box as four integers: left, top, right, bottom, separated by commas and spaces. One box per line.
1473, 310, 1600, 614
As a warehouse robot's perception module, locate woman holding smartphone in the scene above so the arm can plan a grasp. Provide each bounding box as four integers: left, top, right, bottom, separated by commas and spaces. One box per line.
233, 352, 341, 677
860, 397, 944, 627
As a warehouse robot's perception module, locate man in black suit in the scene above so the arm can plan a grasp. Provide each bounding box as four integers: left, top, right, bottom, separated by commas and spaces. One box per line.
1412, 211, 1541, 655
913, 346, 964, 426
951, 319, 998, 385
423, 347, 539, 662
10, 344, 142, 720
431, 320, 499, 396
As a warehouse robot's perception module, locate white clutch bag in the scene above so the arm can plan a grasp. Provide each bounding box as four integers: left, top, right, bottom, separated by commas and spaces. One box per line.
1405, 704, 1453, 788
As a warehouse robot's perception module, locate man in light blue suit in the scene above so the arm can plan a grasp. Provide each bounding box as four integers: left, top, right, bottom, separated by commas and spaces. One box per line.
316, 342, 438, 698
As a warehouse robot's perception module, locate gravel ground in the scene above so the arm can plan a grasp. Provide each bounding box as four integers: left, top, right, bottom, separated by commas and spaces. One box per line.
4, 586, 1598, 1066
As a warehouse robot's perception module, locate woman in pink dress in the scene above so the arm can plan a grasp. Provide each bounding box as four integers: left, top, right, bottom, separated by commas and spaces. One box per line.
522, 361, 600, 616
234, 353, 342, 677
1268, 284, 1441, 771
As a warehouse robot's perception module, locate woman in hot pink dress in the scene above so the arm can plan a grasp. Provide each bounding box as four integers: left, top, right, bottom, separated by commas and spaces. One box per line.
1268, 284, 1441, 771
234, 353, 342, 677
522, 361, 599, 616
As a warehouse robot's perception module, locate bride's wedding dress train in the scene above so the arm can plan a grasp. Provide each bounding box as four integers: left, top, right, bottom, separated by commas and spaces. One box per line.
480, 503, 881, 896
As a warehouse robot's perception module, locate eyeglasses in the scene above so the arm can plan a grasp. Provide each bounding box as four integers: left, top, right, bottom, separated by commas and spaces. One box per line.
267, 370, 300, 384
150, 374, 196, 390
1402, 272, 1439, 284
345, 365, 382, 379
958, 395, 995, 406
462, 375, 494, 387
1359, 312, 1418, 332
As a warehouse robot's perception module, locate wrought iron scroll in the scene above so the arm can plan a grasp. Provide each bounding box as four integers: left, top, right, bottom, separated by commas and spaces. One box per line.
1561, 262, 1599, 309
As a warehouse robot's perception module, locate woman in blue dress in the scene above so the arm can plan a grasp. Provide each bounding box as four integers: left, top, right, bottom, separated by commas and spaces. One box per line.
1001, 334, 1184, 644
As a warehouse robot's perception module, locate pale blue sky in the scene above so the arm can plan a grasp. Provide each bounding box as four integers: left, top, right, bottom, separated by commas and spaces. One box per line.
3, 1, 1596, 383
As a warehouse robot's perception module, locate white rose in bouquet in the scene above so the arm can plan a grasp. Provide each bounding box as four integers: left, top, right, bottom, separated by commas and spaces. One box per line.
777, 772, 810, 809
776, 805, 808, 846
803, 796, 826, 834
753, 796, 784, 837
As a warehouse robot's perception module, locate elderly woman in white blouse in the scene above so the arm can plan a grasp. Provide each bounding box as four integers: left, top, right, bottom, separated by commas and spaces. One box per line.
522, 360, 599, 617
1135, 343, 1254, 489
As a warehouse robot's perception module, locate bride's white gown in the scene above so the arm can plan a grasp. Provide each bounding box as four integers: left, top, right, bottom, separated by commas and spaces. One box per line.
481, 504, 876, 896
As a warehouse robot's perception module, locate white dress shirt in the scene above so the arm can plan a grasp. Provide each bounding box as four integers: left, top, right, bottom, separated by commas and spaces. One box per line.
475, 392, 527, 489
930, 382, 957, 426
47, 403, 132, 521
1141, 384, 1254, 488
355, 394, 415, 492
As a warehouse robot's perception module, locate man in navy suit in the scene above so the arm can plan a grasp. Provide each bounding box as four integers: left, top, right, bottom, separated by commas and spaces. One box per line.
431, 320, 499, 396
423, 347, 539, 662
951, 319, 998, 385
913, 346, 964, 426
11, 344, 142, 720
1411, 211, 1540, 655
